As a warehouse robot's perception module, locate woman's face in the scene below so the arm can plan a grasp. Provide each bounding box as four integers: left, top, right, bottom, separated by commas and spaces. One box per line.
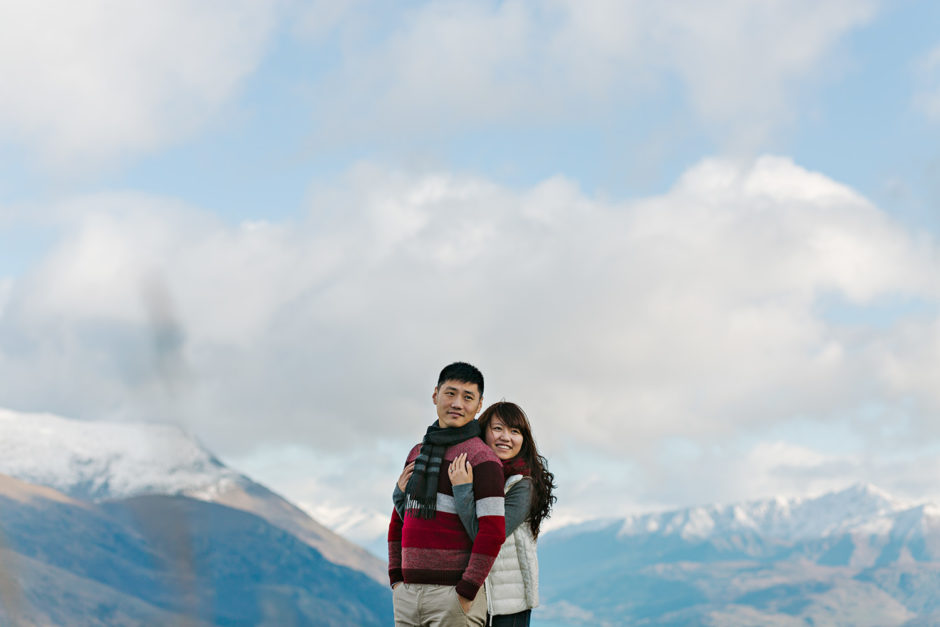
485, 415, 524, 460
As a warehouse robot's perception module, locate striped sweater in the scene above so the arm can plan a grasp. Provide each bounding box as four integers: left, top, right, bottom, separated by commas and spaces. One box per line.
388, 436, 506, 600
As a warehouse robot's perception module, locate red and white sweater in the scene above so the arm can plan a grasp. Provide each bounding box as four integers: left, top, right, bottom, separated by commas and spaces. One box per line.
388, 437, 506, 600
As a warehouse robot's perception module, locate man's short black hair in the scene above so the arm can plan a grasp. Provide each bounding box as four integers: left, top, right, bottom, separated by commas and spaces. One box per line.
437, 362, 484, 396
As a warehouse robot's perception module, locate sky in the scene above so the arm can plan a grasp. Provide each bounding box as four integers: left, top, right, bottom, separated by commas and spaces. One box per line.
2, 0, 940, 548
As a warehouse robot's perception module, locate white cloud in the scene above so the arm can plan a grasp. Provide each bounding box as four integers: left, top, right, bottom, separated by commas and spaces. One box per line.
1, 155, 938, 519
696, 439, 940, 509
0, 0, 883, 172
879, 317, 940, 412
543, 435, 940, 523
739, 441, 858, 497
301, 0, 878, 149
0, 0, 279, 169
649, 0, 878, 143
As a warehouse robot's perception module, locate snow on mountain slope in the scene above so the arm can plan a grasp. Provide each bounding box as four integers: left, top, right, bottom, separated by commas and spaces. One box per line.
613, 483, 924, 542
0, 407, 387, 583
0, 408, 240, 501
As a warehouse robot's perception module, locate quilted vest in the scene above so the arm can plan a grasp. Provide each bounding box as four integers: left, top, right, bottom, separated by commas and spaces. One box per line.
485, 474, 539, 616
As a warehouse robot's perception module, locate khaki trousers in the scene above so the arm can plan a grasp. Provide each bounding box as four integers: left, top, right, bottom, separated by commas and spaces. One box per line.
393, 583, 487, 627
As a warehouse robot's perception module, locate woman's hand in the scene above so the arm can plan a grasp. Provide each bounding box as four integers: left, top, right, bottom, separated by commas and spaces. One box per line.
397, 460, 415, 491
447, 453, 473, 485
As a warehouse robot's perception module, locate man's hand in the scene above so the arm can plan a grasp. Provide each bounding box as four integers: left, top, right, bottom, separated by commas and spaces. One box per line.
392, 582, 401, 590
397, 461, 415, 491
457, 593, 473, 614
447, 453, 473, 485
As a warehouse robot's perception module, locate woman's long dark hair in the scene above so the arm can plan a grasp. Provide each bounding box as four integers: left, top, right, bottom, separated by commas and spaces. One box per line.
478, 401, 556, 539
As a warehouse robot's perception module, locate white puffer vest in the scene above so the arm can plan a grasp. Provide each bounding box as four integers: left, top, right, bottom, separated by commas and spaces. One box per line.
485, 474, 539, 617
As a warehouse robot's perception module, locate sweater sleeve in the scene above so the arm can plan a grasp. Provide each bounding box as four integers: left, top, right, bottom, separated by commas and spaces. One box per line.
452, 483, 477, 538
388, 446, 420, 587
392, 484, 406, 521
387, 507, 403, 587
454, 478, 531, 540
455, 455, 505, 600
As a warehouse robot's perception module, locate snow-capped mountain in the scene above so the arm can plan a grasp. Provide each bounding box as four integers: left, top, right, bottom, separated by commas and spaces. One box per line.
613, 483, 930, 542
0, 408, 241, 501
0, 407, 387, 583
537, 485, 940, 626
547, 483, 937, 547
302, 501, 393, 559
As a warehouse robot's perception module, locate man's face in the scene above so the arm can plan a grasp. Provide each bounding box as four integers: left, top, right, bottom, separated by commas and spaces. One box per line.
432, 379, 483, 428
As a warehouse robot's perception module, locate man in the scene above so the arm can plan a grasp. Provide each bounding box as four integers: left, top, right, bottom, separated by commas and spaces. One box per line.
388, 362, 506, 627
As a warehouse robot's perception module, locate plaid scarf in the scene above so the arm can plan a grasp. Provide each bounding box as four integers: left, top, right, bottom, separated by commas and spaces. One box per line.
405, 420, 482, 519
501, 456, 530, 480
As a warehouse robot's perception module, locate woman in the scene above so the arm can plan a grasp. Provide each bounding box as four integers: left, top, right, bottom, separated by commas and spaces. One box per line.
448, 401, 556, 627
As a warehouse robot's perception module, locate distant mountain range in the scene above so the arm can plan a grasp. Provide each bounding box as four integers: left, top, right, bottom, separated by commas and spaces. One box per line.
7, 407, 940, 626
535, 483, 940, 626
0, 408, 392, 625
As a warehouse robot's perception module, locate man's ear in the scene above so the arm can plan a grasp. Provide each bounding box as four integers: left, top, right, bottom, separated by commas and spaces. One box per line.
475, 396, 483, 414
432, 386, 439, 405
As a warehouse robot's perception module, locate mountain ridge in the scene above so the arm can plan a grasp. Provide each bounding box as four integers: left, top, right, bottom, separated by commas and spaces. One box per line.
0, 407, 387, 583
537, 483, 940, 626
545, 483, 932, 544
0, 472, 393, 625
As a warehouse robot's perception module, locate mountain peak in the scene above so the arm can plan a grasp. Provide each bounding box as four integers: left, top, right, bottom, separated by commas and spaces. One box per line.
615, 483, 922, 542
0, 407, 241, 501
837, 481, 899, 504
0, 406, 388, 584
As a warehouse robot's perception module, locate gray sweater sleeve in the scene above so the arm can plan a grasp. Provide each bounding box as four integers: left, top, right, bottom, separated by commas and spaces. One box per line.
454, 477, 532, 540
393, 484, 406, 521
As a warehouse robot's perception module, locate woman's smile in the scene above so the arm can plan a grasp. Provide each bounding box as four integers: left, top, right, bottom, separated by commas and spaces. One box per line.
485, 416, 523, 460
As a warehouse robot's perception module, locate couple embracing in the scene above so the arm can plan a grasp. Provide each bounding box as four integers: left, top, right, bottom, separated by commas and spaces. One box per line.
388, 362, 556, 627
